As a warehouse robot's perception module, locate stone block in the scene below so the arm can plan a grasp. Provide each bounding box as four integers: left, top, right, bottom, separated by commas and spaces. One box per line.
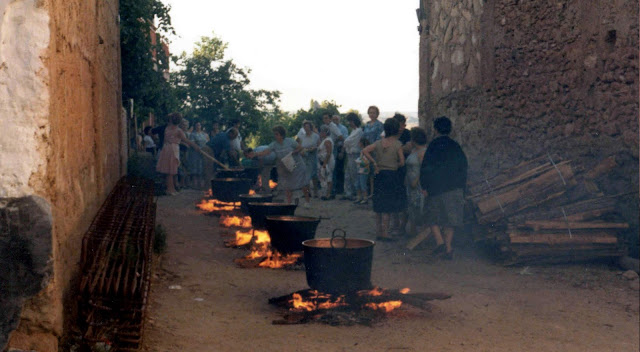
0, 196, 53, 351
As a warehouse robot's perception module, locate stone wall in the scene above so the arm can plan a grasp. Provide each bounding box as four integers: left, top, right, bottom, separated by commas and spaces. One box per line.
0, 0, 124, 350
419, 0, 639, 234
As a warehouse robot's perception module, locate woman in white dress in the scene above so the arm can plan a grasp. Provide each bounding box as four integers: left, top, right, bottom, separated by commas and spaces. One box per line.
317, 125, 335, 200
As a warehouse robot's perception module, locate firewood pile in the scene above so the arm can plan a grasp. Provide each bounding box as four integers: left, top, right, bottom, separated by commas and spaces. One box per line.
77, 177, 156, 351
467, 154, 629, 265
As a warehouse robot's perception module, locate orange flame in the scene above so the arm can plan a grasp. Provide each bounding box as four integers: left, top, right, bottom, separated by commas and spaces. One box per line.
220, 216, 252, 228
291, 293, 316, 311
290, 292, 347, 312
259, 252, 302, 268
197, 199, 239, 212
234, 230, 254, 246
365, 301, 403, 313
359, 287, 384, 297
249, 189, 256, 195
400, 287, 410, 294
236, 229, 303, 269
269, 180, 277, 189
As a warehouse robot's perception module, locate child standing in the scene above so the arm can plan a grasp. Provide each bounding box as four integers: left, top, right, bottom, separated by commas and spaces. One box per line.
143, 126, 156, 156
354, 138, 370, 204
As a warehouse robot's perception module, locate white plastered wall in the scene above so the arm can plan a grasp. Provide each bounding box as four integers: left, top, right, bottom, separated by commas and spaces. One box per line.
0, 0, 50, 198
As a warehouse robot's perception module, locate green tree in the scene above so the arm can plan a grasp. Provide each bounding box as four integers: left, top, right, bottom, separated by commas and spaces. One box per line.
120, 0, 176, 119
172, 33, 281, 142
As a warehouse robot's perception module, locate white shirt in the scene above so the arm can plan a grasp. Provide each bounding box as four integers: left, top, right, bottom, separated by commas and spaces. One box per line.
227, 128, 242, 152
343, 127, 363, 154
143, 135, 156, 149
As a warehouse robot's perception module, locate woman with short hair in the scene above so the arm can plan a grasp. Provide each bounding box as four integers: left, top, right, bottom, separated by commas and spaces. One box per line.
156, 112, 201, 195
362, 118, 405, 240
405, 127, 428, 236
249, 125, 311, 206
317, 125, 335, 200
342, 112, 363, 200
296, 120, 320, 197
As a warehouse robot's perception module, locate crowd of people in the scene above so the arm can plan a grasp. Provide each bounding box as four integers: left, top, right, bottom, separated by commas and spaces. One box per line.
142, 108, 467, 259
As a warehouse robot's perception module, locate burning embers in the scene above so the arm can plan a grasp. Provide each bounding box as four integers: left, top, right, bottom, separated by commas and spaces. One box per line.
197, 189, 257, 213
233, 228, 303, 269
197, 199, 240, 213
220, 215, 252, 228
219, 215, 302, 269
269, 287, 450, 326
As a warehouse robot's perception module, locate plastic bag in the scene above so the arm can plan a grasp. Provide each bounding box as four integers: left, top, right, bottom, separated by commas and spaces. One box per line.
281, 152, 296, 172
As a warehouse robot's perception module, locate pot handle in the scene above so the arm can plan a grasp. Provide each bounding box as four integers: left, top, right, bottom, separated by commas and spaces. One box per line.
330, 228, 347, 249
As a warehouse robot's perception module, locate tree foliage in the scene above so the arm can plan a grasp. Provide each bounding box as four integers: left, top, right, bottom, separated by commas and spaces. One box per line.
120, 0, 176, 119
172, 32, 281, 144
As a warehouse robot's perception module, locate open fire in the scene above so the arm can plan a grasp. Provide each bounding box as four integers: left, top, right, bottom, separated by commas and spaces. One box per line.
197, 189, 256, 213
269, 287, 449, 325
220, 215, 252, 228
197, 199, 239, 212
218, 216, 301, 269
232, 228, 302, 269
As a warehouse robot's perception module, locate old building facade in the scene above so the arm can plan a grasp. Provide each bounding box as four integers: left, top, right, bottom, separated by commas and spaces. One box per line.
0, 0, 125, 350
417, 0, 638, 230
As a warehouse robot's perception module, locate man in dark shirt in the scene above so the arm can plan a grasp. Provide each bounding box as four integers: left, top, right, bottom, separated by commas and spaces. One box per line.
420, 116, 468, 259
151, 124, 167, 150
208, 128, 239, 169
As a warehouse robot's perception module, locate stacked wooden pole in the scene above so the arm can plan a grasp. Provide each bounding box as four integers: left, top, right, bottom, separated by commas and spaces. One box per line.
468, 155, 628, 265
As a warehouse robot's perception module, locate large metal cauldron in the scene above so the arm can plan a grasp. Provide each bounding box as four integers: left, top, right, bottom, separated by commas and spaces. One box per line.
265, 216, 322, 254
302, 229, 375, 293
215, 168, 245, 179
215, 167, 260, 185
246, 202, 297, 230
210, 178, 252, 203
238, 193, 273, 214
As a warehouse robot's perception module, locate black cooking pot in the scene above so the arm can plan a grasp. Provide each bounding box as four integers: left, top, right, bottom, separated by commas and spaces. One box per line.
302, 229, 375, 293
215, 168, 245, 179
241, 167, 261, 185
215, 168, 260, 185
246, 202, 297, 230
265, 216, 322, 254
239, 193, 273, 214
210, 178, 252, 203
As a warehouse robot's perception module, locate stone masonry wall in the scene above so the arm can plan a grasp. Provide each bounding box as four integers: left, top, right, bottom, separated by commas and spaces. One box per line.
1, 0, 123, 350
419, 0, 639, 235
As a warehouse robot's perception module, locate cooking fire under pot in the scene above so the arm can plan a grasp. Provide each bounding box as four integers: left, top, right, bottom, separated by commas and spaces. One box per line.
302, 229, 375, 294
246, 202, 297, 230
210, 178, 252, 203
264, 215, 326, 254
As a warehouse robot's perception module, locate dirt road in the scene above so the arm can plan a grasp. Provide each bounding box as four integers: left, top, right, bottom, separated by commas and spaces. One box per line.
143, 190, 639, 351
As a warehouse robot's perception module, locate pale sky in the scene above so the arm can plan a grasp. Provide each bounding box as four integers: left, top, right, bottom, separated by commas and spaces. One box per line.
164, 0, 420, 113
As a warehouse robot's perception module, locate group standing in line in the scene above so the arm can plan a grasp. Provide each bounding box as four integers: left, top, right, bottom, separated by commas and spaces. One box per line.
148, 107, 467, 259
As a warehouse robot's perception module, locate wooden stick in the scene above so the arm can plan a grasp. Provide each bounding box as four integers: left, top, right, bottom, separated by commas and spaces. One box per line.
508, 232, 618, 245
519, 220, 629, 231
199, 150, 230, 170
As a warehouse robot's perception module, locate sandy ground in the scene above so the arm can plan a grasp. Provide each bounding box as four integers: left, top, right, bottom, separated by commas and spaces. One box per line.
143, 189, 639, 352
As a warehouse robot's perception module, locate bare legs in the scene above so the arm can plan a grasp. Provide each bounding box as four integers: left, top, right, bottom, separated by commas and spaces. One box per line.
376, 213, 391, 239
302, 186, 311, 204
431, 225, 454, 254
390, 212, 408, 236
165, 174, 177, 194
